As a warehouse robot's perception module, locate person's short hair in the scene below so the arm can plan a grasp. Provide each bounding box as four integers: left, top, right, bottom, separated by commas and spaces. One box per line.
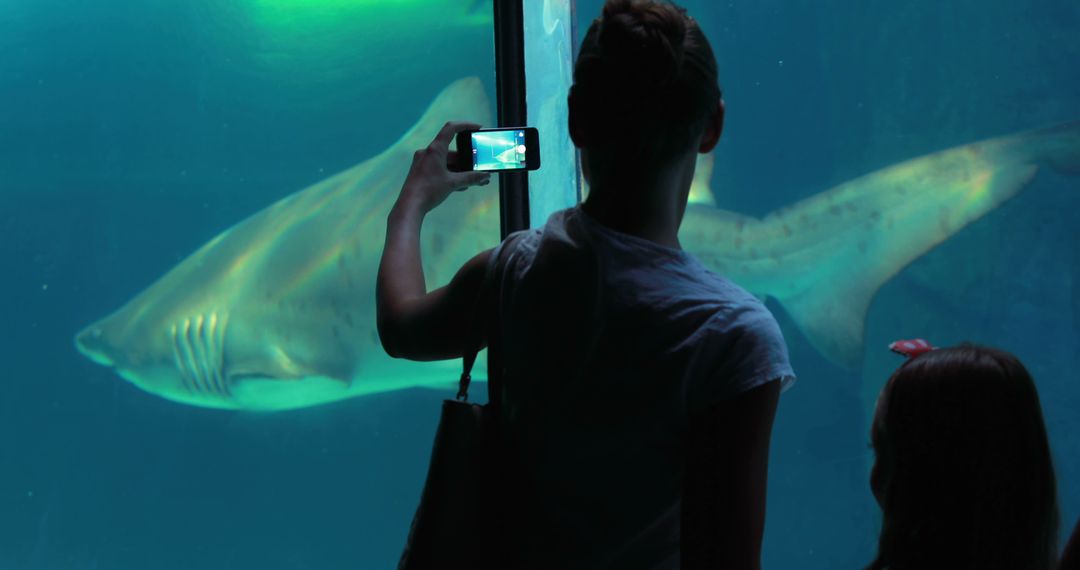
869, 344, 1059, 570
570, 0, 721, 170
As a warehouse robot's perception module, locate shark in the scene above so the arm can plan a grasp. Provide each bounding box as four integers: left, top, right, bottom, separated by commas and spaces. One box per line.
74, 76, 1080, 410
75, 77, 500, 411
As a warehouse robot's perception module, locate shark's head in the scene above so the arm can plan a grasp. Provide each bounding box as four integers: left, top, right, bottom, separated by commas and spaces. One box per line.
75, 311, 245, 409
74, 306, 362, 411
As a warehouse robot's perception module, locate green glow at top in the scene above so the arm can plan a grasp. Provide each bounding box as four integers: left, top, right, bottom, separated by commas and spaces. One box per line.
236, 0, 493, 77
244, 0, 491, 34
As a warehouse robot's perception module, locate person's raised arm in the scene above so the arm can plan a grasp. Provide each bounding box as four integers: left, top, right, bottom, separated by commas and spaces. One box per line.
376, 120, 492, 361
682, 379, 781, 570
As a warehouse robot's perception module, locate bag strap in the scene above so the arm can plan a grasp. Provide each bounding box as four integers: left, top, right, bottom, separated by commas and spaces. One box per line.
457, 348, 480, 401
456, 248, 500, 401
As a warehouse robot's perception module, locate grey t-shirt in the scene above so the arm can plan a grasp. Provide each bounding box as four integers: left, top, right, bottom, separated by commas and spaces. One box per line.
488, 205, 795, 569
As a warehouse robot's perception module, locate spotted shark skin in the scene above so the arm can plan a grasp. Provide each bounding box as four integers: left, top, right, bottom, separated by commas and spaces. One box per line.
74, 76, 1080, 409
681, 121, 1080, 366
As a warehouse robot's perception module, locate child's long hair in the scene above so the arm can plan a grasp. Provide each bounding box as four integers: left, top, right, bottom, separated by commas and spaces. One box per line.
868, 345, 1059, 570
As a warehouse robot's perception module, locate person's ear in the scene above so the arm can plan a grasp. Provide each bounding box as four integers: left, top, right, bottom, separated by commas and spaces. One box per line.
568, 86, 588, 148
698, 97, 725, 153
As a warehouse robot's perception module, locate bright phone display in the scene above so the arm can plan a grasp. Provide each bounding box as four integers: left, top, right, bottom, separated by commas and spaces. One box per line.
456, 127, 540, 171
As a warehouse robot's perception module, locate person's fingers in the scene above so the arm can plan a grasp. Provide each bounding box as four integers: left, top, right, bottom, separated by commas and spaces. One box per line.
433, 121, 482, 150
450, 170, 491, 190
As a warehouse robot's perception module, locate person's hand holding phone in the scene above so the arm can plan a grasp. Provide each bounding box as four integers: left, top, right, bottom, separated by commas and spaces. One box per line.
395, 121, 492, 218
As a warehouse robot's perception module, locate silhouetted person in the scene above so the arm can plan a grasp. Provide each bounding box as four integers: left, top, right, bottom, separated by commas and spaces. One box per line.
376, 1, 794, 568
868, 344, 1059, 570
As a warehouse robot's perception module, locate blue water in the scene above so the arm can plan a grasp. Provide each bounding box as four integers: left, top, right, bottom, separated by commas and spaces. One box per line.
2, 0, 1078, 568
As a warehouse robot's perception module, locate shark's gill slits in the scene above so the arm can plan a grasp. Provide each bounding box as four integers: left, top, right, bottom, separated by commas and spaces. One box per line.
170, 321, 197, 394
170, 313, 230, 398
209, 312, 230, 396
183, 317, 210, 394
187, 316, 207, 393
191, 315, 217, 395
200, 314, 217, 393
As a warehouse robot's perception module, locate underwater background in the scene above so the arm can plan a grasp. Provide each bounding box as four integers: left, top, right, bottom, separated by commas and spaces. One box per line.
1, 0, 1078, 568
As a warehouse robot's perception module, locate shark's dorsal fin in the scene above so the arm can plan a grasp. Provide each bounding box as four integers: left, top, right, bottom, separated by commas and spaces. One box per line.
395, 77, 491, 154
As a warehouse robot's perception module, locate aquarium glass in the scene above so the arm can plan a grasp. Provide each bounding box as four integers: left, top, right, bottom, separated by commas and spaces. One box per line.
573, 0, 1080, 568
1, 0, 501, 568
523, 0, 581, 226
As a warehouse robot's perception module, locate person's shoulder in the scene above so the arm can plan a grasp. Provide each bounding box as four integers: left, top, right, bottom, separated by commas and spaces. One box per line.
490, 207, 578, 269
498, 208, 574, 252
681, 259, 767, 311
490, 226, 538, 269
686, 266, 788, 359
516, 206, 578, 244
692, 272, 796, 400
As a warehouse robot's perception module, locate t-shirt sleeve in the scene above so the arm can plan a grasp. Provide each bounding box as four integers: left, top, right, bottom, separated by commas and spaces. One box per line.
488, 228, 536, 273
687, 302, 796, 416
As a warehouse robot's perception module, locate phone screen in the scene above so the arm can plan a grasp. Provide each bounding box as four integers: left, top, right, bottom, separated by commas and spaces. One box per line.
471, 129, 529, 171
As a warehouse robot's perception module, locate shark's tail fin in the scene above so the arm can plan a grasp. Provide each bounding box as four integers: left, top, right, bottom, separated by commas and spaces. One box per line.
782, 122, 1080, 367
688, 121, 1080, 368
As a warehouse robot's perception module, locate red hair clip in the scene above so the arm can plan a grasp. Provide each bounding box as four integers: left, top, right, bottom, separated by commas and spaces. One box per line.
889, 338, 937, 359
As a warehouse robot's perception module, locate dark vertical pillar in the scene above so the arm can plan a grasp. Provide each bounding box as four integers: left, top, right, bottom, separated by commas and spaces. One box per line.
493, 0, 529, 239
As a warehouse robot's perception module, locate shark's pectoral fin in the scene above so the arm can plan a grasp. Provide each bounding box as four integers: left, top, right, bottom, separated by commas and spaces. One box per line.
779, 276, 873, 368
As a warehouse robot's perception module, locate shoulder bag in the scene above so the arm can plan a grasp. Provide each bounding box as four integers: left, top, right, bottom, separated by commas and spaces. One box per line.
398, 270, 503, 570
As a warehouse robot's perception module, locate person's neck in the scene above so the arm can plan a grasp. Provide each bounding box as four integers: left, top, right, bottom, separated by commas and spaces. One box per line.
582, 181, 683, 249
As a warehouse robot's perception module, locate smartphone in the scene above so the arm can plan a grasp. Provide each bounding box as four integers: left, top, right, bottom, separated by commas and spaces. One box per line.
455, 127, 541, 171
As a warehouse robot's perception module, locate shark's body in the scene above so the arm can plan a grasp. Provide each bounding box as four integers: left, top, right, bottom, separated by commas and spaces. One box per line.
76, 78, 499, 410
75, 77, 1080, 410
